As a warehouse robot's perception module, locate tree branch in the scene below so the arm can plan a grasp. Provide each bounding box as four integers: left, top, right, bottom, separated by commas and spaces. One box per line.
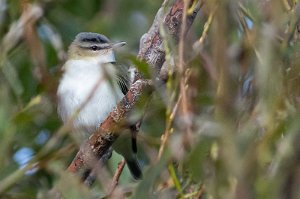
67, 0, 200, 177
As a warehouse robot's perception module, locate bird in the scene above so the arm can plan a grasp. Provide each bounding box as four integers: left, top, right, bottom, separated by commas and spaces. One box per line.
57, 32, 142, 179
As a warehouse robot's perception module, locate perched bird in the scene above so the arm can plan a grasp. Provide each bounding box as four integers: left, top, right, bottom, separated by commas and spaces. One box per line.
57, 32, 142, 179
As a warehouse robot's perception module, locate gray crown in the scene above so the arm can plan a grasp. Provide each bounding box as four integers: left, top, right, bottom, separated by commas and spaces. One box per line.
75, 32, 110, 44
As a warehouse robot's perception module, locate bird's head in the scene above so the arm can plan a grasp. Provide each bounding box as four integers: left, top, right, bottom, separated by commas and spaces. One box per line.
68, 32, 126, 62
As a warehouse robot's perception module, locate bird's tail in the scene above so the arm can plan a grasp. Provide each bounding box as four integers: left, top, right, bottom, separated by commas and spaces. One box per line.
126, 157, 142, 180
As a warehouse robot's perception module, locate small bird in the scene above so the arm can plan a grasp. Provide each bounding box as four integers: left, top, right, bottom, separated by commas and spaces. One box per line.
57, 32, 142, 179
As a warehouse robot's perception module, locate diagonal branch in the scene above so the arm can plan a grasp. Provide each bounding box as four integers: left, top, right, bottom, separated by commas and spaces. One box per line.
67, 0, 200, 176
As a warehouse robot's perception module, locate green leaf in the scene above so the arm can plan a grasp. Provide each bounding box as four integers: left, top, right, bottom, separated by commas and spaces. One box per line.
2, 60, 24, 97
128, 56, 152, 79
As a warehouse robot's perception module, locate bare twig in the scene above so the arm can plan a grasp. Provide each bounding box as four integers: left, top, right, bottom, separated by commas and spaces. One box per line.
178, 0, 193, 145
23, 5, 47, 83
157, 94, 182, 160
108, 159, 126, 195
195, 184, 205, 199
194, 4, 217, 48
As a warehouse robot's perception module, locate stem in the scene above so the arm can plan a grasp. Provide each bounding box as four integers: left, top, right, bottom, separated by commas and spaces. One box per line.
168, 163, 184, 197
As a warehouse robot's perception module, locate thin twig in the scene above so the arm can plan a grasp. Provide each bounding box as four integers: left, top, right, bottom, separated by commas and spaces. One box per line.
281, 0, 292, 11
195, 184, 205, 199
168, 163, 184, 197
196, 5, 217, 47
108, 159, 126, 196
238, 2, 255, 22
178, 0, 192, 144
157, 94, 182, 160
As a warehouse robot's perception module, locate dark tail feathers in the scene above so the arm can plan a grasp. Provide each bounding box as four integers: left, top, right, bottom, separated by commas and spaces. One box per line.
126, 158, 142, 180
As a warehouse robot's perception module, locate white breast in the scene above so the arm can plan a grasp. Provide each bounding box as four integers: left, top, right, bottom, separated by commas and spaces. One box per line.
57, 59, 124, 135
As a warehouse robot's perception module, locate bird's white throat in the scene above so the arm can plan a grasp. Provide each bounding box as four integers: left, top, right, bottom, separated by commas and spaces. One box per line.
96, 50, 116, 63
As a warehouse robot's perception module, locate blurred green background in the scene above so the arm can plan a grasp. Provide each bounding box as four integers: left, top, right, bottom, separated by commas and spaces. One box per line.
1, 0, 300, 199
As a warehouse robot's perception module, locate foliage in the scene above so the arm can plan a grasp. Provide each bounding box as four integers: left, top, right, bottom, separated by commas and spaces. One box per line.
1, 0, 300, 199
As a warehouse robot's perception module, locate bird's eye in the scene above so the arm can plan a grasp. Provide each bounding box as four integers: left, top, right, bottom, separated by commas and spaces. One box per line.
91, 46, 98, 51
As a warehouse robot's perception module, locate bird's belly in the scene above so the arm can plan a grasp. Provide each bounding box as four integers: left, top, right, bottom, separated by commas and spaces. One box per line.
58, 76, 124, 136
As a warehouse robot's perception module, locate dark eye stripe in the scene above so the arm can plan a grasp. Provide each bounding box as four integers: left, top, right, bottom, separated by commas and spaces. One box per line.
79, 44, 111, 51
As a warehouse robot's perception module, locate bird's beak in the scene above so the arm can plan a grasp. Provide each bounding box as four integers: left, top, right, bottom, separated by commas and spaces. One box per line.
112, 41, 126, 49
